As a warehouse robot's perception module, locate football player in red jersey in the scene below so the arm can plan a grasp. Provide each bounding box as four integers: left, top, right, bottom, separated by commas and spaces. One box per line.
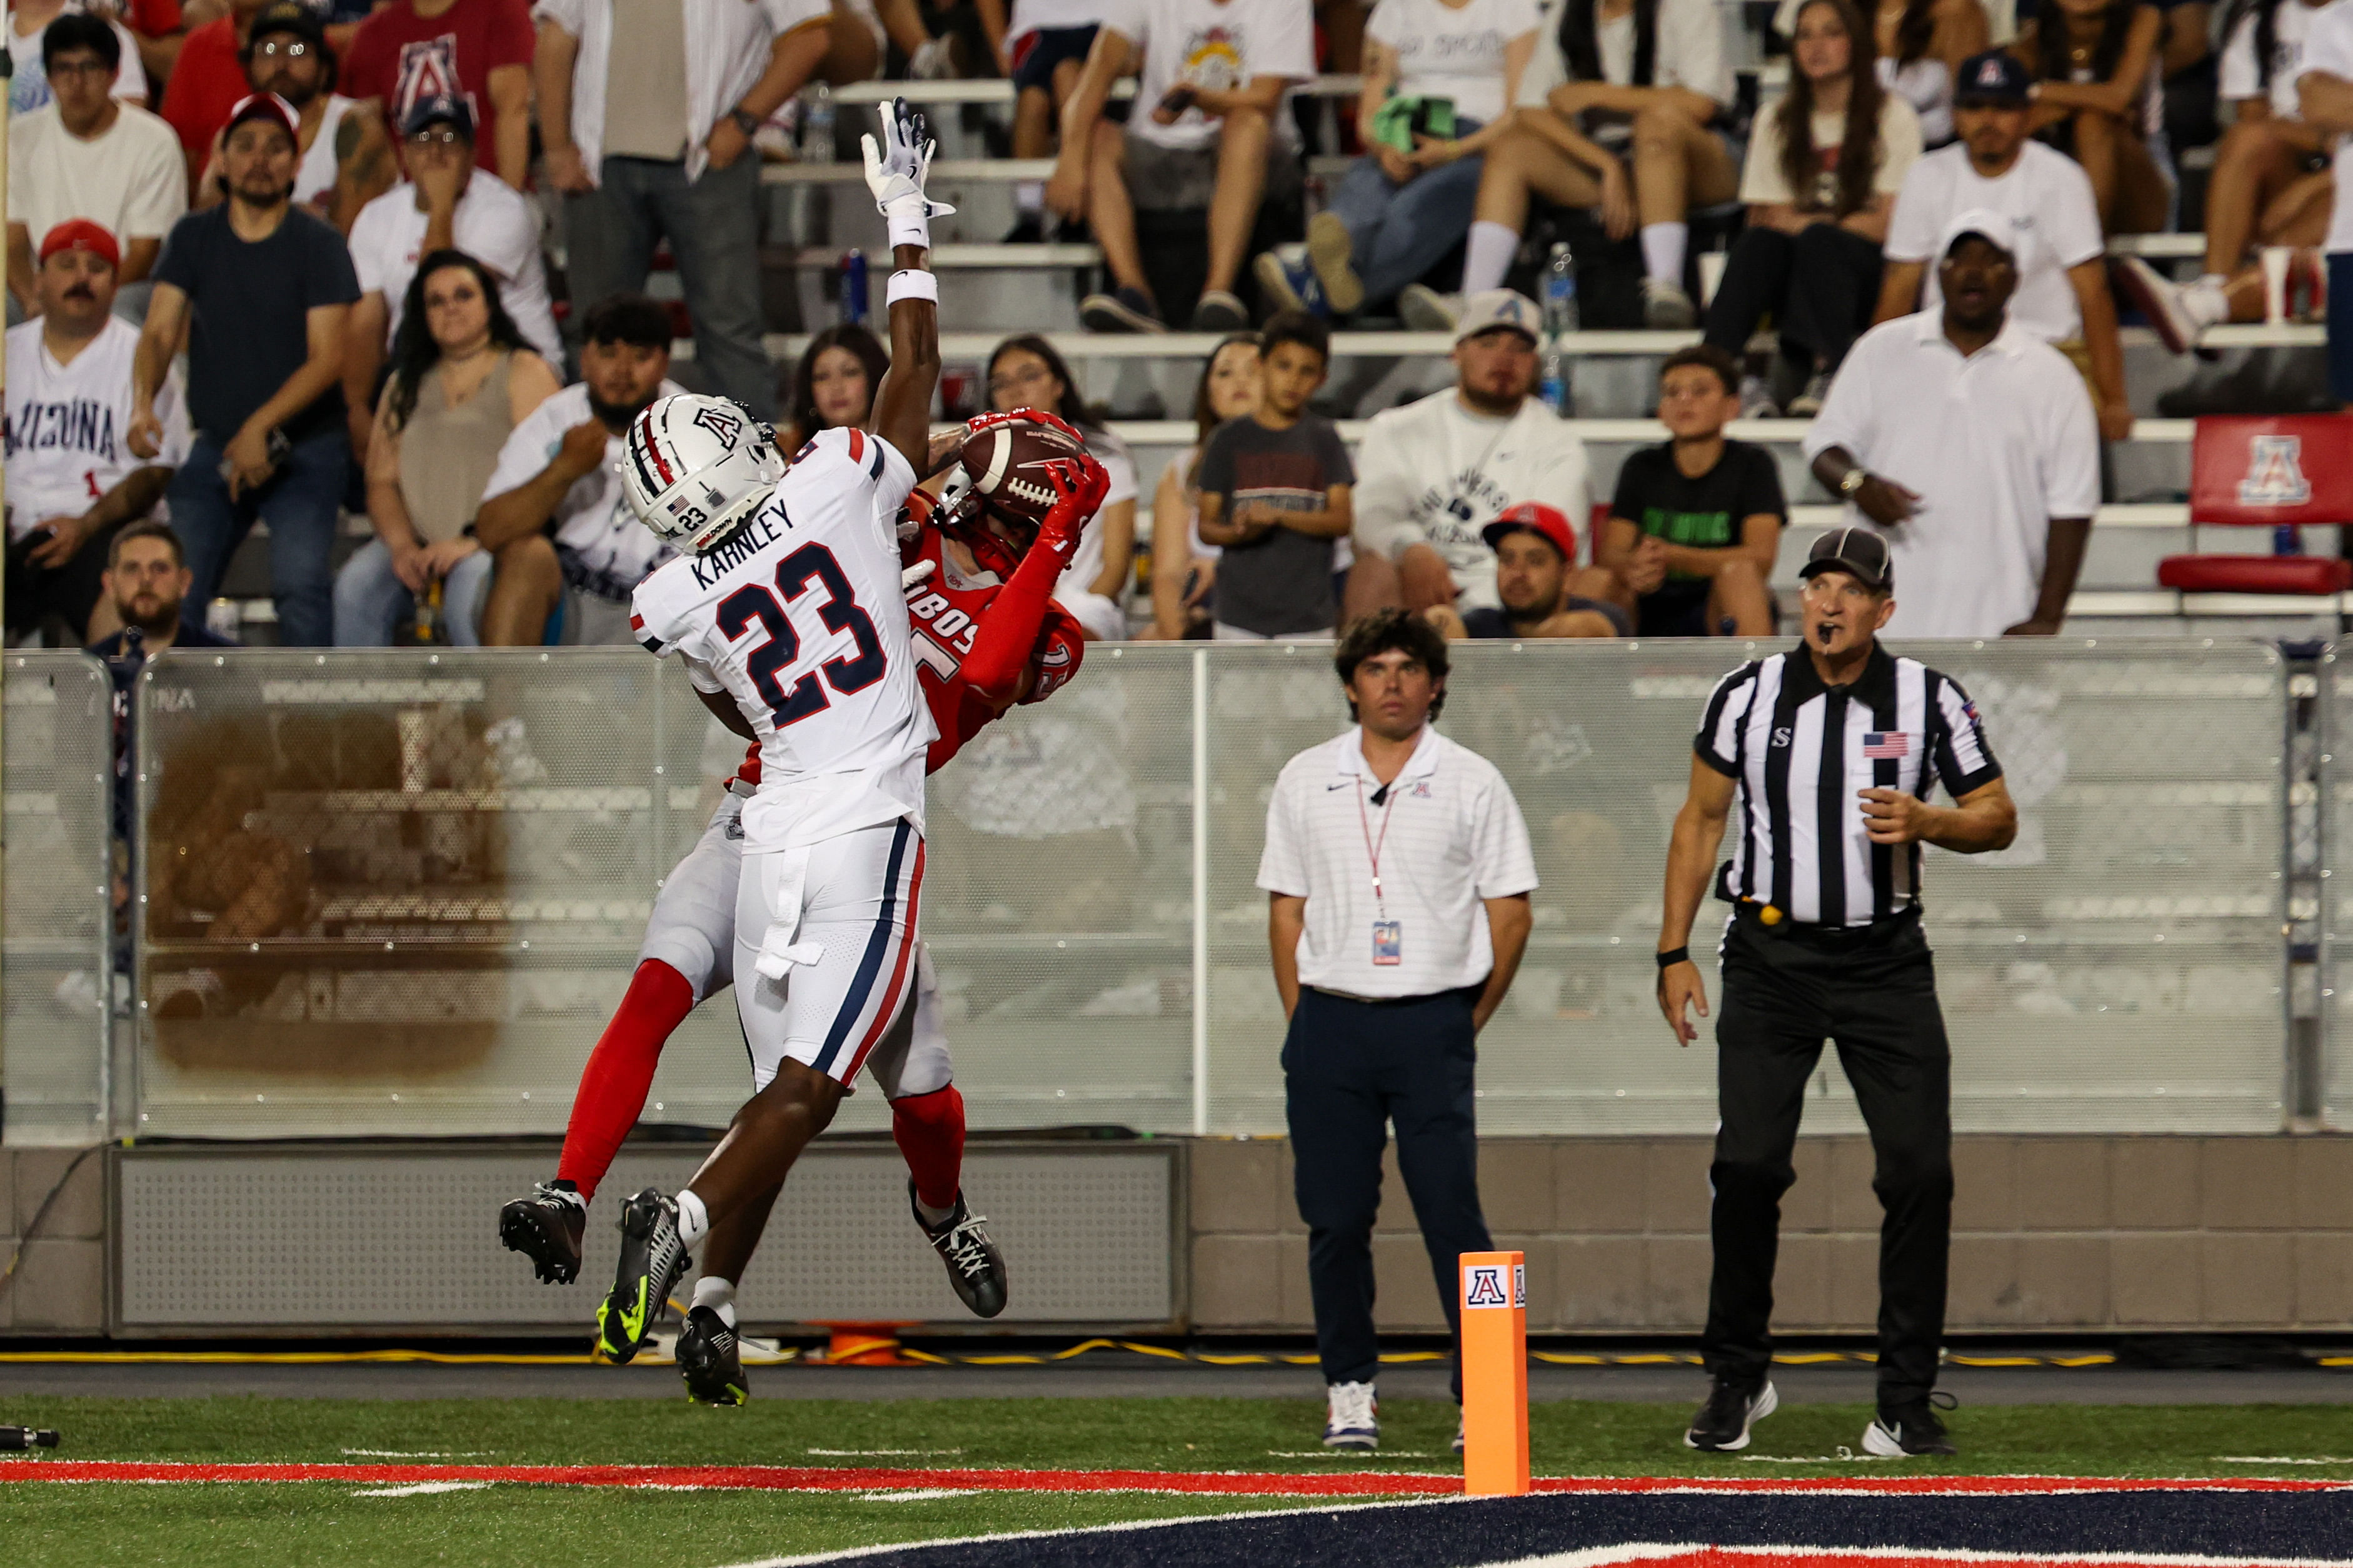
500, 414, 1106, 1404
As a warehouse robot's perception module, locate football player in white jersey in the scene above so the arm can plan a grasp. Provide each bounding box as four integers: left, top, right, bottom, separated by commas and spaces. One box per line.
588, 98, 958, 1366
4, 220, 188, 643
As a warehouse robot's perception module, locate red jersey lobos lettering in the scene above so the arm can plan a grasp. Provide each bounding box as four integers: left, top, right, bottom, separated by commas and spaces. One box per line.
632, 426, 938, 852
901, 526, 1086, 771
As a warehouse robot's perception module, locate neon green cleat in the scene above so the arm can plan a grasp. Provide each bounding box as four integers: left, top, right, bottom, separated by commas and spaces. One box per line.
595, 1187, 687, 1365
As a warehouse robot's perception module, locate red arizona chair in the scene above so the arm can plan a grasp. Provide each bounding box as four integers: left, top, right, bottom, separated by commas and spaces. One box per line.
2157, 414, 2353, 597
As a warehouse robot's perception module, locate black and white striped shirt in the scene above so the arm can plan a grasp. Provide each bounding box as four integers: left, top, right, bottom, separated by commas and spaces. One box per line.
1695, 643, 2002, 928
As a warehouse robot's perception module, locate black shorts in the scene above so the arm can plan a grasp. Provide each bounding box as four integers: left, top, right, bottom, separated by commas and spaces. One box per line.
1010, 24, 1096, 95
1635, 584, 1715, 637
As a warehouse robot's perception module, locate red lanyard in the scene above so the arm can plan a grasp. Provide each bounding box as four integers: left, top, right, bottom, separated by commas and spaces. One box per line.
1357, 776, 1400, 915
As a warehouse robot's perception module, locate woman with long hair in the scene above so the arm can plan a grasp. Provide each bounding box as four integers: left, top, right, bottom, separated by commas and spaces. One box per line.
332, 249, 559, 646
1871, 0, 1986, 142
1144, 334, 1260, 640
1702, 0, 1922, 414
2013, 0, 2169, 232
982, 333, 1137, 641
780, 323, 891, 452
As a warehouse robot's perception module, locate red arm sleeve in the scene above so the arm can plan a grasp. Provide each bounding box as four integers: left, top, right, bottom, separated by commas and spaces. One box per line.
958, 539, 1067, 706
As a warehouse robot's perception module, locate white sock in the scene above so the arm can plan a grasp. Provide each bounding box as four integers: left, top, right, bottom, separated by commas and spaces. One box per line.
691, 1274, 738, 1328
2185, 279, 2232, 327
1016, 181, 1043, 214
676, 1189, 710, 1250
915, 1194, 956, 1228
1462, 221, 1520, 296
1641, 222, 1688, 287
2199, 272, 2229, 289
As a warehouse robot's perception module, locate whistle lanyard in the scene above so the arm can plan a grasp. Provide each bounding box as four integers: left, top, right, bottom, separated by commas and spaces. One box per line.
1357, 777, 1401, 917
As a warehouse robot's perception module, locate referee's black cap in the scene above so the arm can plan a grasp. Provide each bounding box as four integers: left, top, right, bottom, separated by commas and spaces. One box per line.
1800, 527, 1893, 592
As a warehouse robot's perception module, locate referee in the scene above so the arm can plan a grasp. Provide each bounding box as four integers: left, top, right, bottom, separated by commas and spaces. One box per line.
1656, 529, 2016, 1459
1258, 609, 1537, 1456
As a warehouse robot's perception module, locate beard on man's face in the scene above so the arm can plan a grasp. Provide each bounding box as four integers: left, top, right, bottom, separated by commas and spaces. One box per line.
590, 386, 660, 429
117, 586, 181, 637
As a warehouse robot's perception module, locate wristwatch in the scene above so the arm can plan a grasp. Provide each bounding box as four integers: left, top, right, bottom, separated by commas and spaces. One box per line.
1838, 466, 1870, 499
728, 106, 761, 137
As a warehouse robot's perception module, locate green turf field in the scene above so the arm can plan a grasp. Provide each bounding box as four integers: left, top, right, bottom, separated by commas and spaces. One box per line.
6, 1396, 2353, 1567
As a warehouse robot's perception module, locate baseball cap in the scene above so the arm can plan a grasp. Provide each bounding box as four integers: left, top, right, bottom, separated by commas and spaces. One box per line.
38, 218, 119, 269
1799, 527, 1894, 592
243, 1, 326, 55
1453, 289, 1542, 347
402, 92, 476, 141
1937, 206, 2021, 262
1953, 49, 2032, 106
1480, 501, 1577, 561
224, 91, 299, 145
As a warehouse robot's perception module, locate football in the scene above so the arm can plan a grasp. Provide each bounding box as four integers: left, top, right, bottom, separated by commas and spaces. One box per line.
958, 414, 1088, 522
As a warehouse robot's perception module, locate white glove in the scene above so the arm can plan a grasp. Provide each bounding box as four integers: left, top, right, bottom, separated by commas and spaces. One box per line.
901, 557, 936, 588
861, 97, 955, 249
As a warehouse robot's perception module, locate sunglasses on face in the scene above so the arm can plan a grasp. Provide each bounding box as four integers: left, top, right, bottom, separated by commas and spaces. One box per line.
253, 39, 311, 58
407, 128, 465, 147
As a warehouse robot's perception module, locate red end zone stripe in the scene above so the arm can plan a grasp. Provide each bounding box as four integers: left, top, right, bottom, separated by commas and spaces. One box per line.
2, 1463, 2350, 1496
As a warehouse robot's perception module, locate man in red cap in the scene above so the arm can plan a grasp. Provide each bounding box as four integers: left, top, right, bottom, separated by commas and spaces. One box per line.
5, 220, 189, 644
1424, 502, 1627, 641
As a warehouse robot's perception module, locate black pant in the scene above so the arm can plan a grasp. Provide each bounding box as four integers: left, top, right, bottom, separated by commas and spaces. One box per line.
5, 516, 126, 644
1285, 984, 1492, 1399
1703, 907, 1953, 1409
1702, 223, 1885, 371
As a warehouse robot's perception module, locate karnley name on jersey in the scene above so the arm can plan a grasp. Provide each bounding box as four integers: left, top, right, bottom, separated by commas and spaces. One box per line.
688, 512, 789, 589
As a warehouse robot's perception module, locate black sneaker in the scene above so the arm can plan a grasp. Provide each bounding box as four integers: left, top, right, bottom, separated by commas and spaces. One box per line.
1683, 1377, 1777, 1451
1864, 1391, 1959, 1456
677, 1304, 748, 1406
912, 1180, 1008, 1318
1001, 214, 1045, 244
499, 1182, 586, 1284
1079, 286, 1165, 334
596, 1187, 689, 1364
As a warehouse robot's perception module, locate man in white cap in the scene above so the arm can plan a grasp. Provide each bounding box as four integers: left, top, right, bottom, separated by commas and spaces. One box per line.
1801, 209, 2099, 640
1347, 288, 1597, 622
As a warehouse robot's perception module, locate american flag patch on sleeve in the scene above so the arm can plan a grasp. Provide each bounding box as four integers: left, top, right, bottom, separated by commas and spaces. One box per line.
1863, 732, 1910, 758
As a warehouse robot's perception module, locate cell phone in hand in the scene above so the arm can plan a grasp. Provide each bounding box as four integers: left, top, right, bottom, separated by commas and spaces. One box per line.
218, 429, 293, 485
1158, 84, 1198, 117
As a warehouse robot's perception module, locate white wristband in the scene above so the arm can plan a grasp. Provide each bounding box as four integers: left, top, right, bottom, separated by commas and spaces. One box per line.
886, 268, 940, 305
883, 194, 932, 251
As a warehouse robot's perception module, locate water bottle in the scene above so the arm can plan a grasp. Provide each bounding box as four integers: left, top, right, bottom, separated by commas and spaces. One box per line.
803, 84, 836, 164
2275, 523, 2304, 555
1541, 241, 1578, 338
842, 249, 868, 326
1538, 346, 1567, 416
204, 597, 240, 641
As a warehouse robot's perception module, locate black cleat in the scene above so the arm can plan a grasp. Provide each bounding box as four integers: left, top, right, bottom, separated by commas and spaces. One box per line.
499, 1182, 587, 1284
596, 1187, 689, 1364
1864, 1392, 1959, 1456
912, 1181, 1008, 1319
1684, 1377, 1778, 1451
677, 1305, 748, 1406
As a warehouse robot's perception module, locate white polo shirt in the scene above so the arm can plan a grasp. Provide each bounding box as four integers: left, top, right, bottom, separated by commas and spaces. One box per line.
1802, 311, 2100, 639
1258, 724, 1538, 999
1882, 141, 2104, 342
2297, 0, 2353, 252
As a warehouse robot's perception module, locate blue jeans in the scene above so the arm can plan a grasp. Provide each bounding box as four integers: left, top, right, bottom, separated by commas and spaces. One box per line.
171, 427, 349, 647
331, 537, 493, 646
1326, 127, 1488, 309
566, 154, 771, 418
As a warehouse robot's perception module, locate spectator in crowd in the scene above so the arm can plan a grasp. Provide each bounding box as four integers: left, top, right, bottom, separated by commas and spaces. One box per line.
1703, 0, 1922, 417
1144, 330, 1258, 639
333, 250, 561, 645
119, 0, 202, 89
161, 0, 291, 187
89, 522, 237, 662
2300, 0, 2353, 404
1875, 51, 2132, 440
778, 321, 887, 450
985, 332, 1136, 639
343, 0, 535, 189
2012, 0, 2168, 234
981, 0, 1106, 240
1052, 0, 1315, 332
1255, 0, 1541, 321
875, 0, 970, 77
1594, 344, 1785, 637
1438, 0, 1737, 330
341, 94, 561, 464
470, 293, 681, 645
1195, 310, 1354, 638
2118, 0, 2335, 350
192, 2, 394, 231
1805, 209, 2098, 638
8, 14, 185, 319
536, 0, 830, 418
2158, 0, 2219, 151
8, 0, 149, 114
1424, 502, 1626, 638
6, 221, 188, 644
133, 91, 359, 646
1779, 0, 1983, 146
1349, 291, 1595, 624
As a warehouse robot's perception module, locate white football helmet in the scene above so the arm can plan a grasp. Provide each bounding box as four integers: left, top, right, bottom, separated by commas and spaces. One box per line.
620, 393, 785, 555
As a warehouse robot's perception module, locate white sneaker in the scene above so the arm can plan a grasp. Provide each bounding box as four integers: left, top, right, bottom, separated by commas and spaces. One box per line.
1787, 369, 1830, 418
1643, 276, 1697, 329
2114, 256, 2227, 354
1323, 1380, 1378, 1451
1737, 374, 1780, 419
1398, 284, 1460, 332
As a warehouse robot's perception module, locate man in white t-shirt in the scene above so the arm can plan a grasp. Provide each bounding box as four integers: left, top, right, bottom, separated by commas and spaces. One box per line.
1349, 289, 1597, 619
6, 14, 184, 321
4, 221, 188, 643
1808, 209, 2099, 640
2301, 0, 2353, 402
341, 93, 559, 464
1875, 49, 2130, 442
471, 293, 681, 646
2119, 0, 2337, 352
6, 0, 148, 118
1046, 0, 1314, 332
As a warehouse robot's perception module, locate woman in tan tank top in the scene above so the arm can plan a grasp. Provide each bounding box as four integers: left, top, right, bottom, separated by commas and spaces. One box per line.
331, 249, 561, 644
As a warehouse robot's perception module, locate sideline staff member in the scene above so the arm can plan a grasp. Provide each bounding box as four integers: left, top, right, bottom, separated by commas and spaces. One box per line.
1260, 609, 1537, 1456
1656, 529, 2017, 1459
